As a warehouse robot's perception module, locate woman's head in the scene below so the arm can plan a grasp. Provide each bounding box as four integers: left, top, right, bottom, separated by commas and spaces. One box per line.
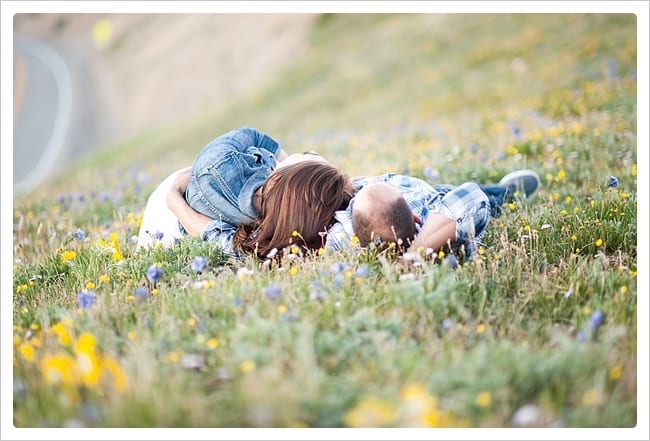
234, 161, 354, 258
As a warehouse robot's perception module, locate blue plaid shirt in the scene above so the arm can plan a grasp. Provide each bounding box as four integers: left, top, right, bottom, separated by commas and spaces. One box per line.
325, 173, 491, 257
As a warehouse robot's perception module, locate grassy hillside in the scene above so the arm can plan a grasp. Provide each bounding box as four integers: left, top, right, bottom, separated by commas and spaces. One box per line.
12, 13, 639, 429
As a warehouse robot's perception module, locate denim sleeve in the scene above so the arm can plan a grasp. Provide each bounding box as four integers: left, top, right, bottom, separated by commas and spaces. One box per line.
202, 218, 241, 259
222, 127, 281, 156
429, 182, 491, 257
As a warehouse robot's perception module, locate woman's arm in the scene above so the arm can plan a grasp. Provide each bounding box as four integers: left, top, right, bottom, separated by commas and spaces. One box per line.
166, 167, 212, 237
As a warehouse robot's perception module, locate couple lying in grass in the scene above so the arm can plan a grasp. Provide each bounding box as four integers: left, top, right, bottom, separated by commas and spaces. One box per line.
137, 127, 540, 261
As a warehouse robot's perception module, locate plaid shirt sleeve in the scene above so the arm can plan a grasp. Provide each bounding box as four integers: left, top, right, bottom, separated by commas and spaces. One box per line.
428, 182, 491, 257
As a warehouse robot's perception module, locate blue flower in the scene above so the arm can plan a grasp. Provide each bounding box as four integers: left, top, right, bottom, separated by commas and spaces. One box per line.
332, 274, 344, 289
146, 265, 164, 283
330, 262, 346, 274
309, 280, 326, 302
77, 291, 97, 310
264, 284, 282, 301
191, 256, 208, 273
606, 176, 619, 188
354, 264, 371, 278
74, 228, 86, 240
134, 287, 150, 300
589, 310, 605, 330
423, 166, 440, 181
576, 330, 586, 342
510, 125, 521, 137
441, 318, 452, 330
446, 254, 458, 269
152, 230, 164, 241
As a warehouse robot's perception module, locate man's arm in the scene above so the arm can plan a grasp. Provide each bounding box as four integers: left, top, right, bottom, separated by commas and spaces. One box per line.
407, 213, 456, 253
166, 167, 212, 237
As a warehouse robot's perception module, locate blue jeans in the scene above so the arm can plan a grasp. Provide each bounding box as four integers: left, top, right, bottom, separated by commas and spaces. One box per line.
434, 184, 509, 218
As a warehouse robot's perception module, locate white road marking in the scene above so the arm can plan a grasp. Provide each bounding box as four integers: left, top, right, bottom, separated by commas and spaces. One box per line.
14, 36, 73, 196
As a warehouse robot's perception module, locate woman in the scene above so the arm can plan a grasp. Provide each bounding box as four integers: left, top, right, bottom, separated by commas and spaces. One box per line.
137, 127, 354, 258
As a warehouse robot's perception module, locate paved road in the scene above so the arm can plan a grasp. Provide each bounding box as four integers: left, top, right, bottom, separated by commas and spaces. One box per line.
13, 35, 117, 196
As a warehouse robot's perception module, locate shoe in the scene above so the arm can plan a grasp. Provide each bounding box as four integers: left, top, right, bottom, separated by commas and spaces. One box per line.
499, 170, 540, 202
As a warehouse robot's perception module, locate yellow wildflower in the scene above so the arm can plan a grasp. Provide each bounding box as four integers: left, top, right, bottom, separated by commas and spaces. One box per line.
474, 391, 492, 408
61, 250, 77, 261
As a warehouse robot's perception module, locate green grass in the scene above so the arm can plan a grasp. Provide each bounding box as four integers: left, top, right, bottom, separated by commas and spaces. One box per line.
12, 13, 639, 429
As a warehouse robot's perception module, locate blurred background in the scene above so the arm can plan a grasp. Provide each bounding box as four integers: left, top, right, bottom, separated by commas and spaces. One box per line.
13, 13, 319, 195
12, 12, 639, 198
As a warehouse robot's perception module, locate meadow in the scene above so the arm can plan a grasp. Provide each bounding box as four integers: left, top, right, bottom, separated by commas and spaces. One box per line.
11, 14, 639, 430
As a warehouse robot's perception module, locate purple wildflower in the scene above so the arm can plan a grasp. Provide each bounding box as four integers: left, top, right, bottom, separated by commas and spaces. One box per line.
354, 264, 371, 278
146, 265, 164, 283
152, 230, 164, 241
74, 228, 86, 240
264, 284, 282, 301
134, 286, 150, 300
191, 256, 208, 273
589, 310, 605, 331
330, 262, 347, 274
77, 291, 97, 310
423, 166, 440, 181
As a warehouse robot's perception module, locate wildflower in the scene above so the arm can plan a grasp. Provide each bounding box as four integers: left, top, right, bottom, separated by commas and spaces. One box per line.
77, 291, 97, 310
101, 358, 128, 392
330, 262, 347, 274
133, 286, 150, 300
354, 264, 371, 278
423, 166, 440, 181
289, 266, 298, 276
85, 281, 95, 290
152, 230, 164, 241
264, 284, 282, 301
589, 310, 605, 331
476, 324, 486, 334
191, 256, 208, 273
18, 343, 36, 362
74, 229, 86, 240
606, 175, 619, 188
240, 360, 256, 372
146, 264, 163, 283
207, 338, 219, 349
344, 397, 396, 427
595, 238, 603, 247
41, 354, 80, 386
291, 230, 299, 237
98, 274, 110, 284
446, 254, 458, 269
474, 391, 492, 408
61, 250, 77, 261
110, 233, 124, 262
441, 319, 452, 330
309, 280, 326, 302
609, 365, 622, 381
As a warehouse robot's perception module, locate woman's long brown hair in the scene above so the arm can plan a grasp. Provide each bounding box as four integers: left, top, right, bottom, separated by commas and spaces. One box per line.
233, 161, 354, 258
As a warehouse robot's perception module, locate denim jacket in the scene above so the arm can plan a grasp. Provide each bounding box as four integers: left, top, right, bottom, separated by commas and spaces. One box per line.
183, 127, 281, 248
